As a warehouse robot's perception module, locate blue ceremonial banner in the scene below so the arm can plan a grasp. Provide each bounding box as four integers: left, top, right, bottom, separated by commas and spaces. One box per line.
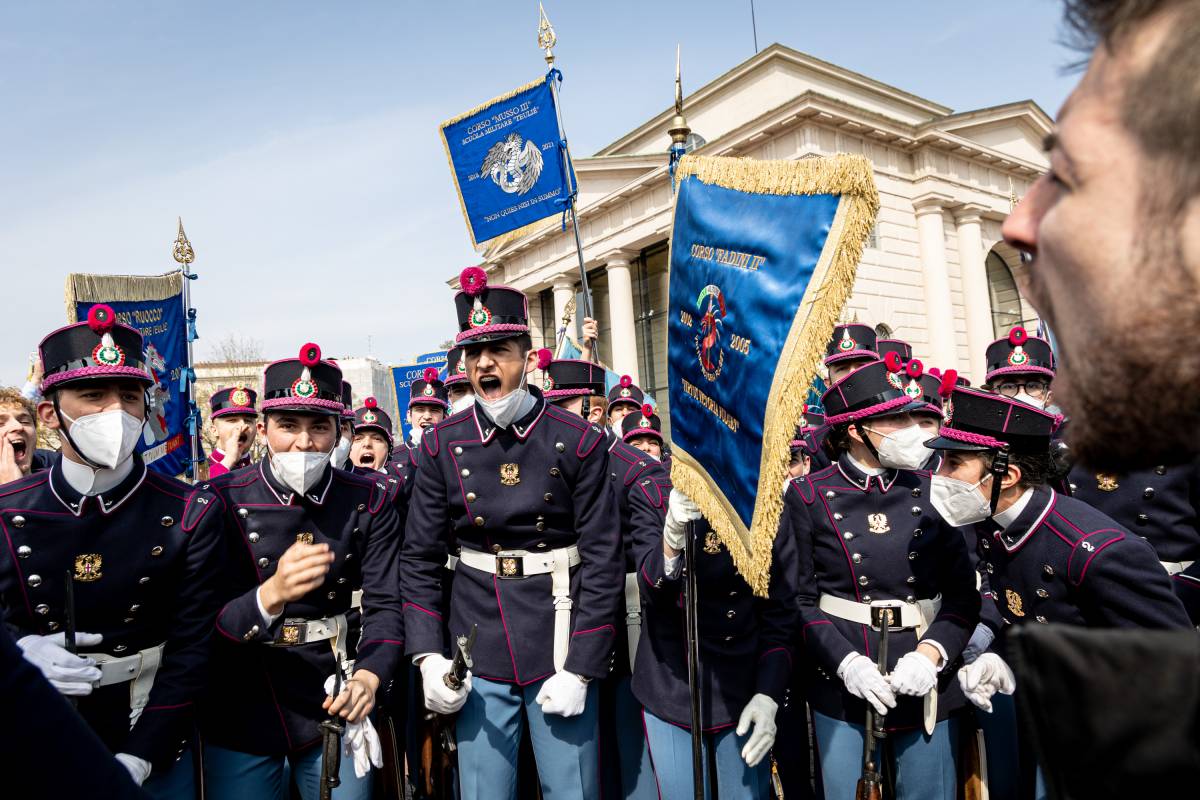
440, 73, 575, 247
667, 155, 878, 595
67, 272, 197, 478
415, 350, 448, 366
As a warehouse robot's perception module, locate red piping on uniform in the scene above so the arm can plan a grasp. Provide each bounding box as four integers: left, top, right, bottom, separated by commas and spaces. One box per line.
759, 646, 792, 668
801, 619, 832, 643
572, 625, 614, 638
1, 521, 35, 621
1002, 403, 1014, 433
263, 669, 295, 751
640, 709, 665, 800
143, 701, 192, 712
403, 602, 443, 621
493, 576, 521, 681
1076, 534, 1123, 583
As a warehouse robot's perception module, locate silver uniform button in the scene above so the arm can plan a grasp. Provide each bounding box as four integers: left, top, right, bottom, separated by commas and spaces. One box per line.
454, 447, 463, 455
911, 506, 922, 516
139, 576, 150, 585
556, 442, 565, 453
248, 533, 260, 543
1036, 588, 1049, 598
833, 513, 843, 521
908, 552, 918, 560
843, 532, 854, 540
12, 515, 25, 527
1043, 564, 1055, 576
858, 575, 869, 586
113, 644, 127, 653
151, 546, 164, 556
461, 469, 470, 478
27, 574, 41, 588
258, 558, 269, 568
726, 610, 736, 619
161, 516, 174, 527
16, 545, 31, 558
35, 604, 49, 615
238, 508, 249, 518
825, 491, 836, 499
357, 504, 366, 512
851, 553, 862, 564
47, 621, 60, 631
1035, 615, 1049, 624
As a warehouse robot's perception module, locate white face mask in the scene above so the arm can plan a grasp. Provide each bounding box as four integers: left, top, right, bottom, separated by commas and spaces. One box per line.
329, 435, 352, 467
476, 374, 530, 429
450, 394, 474, 415
271, 444, 332, 496
61, 409, 144, 469
1013, 392, 1046, 410
931, 473, 993, 526
865, 423, 930, 471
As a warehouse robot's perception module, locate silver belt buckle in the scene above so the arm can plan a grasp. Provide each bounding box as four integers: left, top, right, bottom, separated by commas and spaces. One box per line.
869, 600, 904, 631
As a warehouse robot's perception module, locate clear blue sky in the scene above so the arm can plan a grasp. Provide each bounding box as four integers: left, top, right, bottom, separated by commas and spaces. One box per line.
0, 0, 1080, 383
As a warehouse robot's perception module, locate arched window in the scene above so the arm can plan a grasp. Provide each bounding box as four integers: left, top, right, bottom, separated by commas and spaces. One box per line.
874, 323, 893, 339
986, 251, 1024, 338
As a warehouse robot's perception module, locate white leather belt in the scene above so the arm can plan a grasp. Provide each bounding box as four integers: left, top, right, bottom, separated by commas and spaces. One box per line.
624, 572, 641, 672
459, 545, 580, 671
1162, 560, 1195, 576
819, 594, 942, 735
85, 643, 165, 715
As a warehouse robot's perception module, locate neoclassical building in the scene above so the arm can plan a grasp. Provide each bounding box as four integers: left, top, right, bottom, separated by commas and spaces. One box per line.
457, 43, 1049, 433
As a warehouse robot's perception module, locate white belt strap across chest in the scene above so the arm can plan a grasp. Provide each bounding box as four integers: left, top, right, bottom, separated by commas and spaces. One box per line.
83, 642, 166, 715
819, 594, 943, 735
1162, 560, 1195, 576
624, 572, 641, 671
458, 545, 581, 671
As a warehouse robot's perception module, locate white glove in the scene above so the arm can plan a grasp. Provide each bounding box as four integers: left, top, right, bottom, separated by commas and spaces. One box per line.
957, 653, 1015, 713
419, 654, 471, 715
837, 653, 896, 716
325, 675, 384, 778
962, 623, 995, 665
17, 632, 103, 695
888, 651, 938, 697
664, 489, 702, 551
115, 753, 151, 786
535, 671, 589, 717
735, 693, 778, 767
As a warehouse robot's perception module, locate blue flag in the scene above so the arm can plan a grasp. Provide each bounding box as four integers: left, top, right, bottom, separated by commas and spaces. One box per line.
667, 155, 878, 595
68, 272, 197, 478
440, 73, 575, 247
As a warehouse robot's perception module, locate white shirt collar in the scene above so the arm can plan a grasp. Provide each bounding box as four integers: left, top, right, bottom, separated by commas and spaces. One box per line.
60, 454, 134, 497
847, 452, 886, 477
993, 487, 1035, 530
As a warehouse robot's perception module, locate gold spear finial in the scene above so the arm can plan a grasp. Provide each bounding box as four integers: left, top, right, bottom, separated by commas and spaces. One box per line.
537, 3, 557, 67
173, 217, 195, 265
1008, 177, 1020, 213
668, 44, 691, 149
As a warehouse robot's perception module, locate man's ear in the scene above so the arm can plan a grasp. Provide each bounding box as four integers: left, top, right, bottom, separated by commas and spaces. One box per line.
1002, 461, 1023, 491
846, 424, 865, 446
256, 418, 268, 438
36, 399, 60, 431
523, 348, 539, 375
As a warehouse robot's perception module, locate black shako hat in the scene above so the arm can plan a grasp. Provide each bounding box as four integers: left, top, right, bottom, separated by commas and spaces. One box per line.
210, 386, 258, 419
543, 357, 605, 400
824, 323, 878, 366
925, 387, 1057, 455
876, 338, 912, 363
444, 346, 469, 387
454, 266, 530, 345
409, 367, 449, 411
619, 403, 662, 443
985, 326, 1056, 383
607, 375, 645, 410
261, 342, 344, 415
821, 359, 916, 425
40, 304, 153, 392
340, 380, 355, 421
353, 396, 394, 446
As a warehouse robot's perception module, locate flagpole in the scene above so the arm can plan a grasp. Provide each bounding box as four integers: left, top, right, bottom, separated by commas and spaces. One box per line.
173, 218, 201, 482
538, 5, 596, 359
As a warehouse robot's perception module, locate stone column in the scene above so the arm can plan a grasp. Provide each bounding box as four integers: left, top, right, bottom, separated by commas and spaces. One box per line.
954, 205, 992, 384
604, 251, 640, 384
913, 194, 959, 371
551, 277, 575, 333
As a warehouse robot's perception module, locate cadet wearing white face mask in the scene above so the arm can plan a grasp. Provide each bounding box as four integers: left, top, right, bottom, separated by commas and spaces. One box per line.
778, 358, 979, 800
199, 342, 405, 799
0, 304, 226, 794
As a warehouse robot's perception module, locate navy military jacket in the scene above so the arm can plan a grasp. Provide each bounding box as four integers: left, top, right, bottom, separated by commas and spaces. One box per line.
401, 390, 622, 683
1068, 460, 1200, 620
973, 486, 1191, 633
780, 456, 979, 729
631, 469, 798, 729
201, 461, 404, 755
606, 435, 666, 678
0, 624, 149, 799
0, 453, 224, 770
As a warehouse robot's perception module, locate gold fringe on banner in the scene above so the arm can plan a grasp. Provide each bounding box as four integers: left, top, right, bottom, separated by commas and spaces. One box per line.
669, 153, 880, 598
439, 75, 548, 250
64, 271, 185, 322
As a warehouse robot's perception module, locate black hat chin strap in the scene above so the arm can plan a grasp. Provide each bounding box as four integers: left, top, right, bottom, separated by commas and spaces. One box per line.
51, 390, 151, 472
581, 394, 591, 420
988, 446, 1010, 515
854, 422, 882, 463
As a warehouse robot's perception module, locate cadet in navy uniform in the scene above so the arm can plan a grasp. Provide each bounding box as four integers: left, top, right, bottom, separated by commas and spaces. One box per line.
606, 373, 644, 429
0, 305, 225, 795
779, 358, 980, 800
330, 380, 355, 471
200, 343, 405, 800
630, 410, 797, 797
400, 268, 622, 799
925, 388, 1191, 799
443, 346, 474, 414
389, 368, 448, 492
207, 385, 258, 478
824, 322, 879, 383
544, 356, 660, 800
349, 396, 394, 474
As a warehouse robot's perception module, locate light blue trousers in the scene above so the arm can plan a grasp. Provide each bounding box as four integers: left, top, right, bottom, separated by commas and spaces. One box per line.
203, 741, 372, 800
642, 710, 770, 799
456, 675, 600, 800
613, 676, 658, 799
812, 711, 958, 800
142, 747, 195, 799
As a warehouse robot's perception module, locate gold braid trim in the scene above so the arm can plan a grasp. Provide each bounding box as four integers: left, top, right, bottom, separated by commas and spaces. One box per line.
439, 75, 548, 249
669, 153, 879, 597
64, 271, 186, 322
